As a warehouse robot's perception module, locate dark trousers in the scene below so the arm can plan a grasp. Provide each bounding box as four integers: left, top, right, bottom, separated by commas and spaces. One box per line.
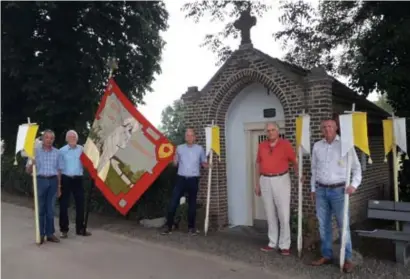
166, 175, 199, 229
59, 175, 85, 233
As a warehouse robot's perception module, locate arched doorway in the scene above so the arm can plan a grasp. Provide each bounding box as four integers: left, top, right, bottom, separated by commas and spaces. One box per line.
225, 83, 285, 227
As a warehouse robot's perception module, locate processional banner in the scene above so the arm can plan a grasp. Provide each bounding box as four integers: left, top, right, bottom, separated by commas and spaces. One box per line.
81, 78, 175, 215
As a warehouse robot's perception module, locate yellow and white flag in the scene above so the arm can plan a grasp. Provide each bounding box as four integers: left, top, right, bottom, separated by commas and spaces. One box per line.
15, 123, 39, 163
382, 117, 408, 161
296, 115, 311, 155
339, 112, 372, 163
205, 125, 220, 158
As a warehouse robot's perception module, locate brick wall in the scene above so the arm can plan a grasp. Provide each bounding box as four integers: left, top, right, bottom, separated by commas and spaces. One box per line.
182, 46, 337, 229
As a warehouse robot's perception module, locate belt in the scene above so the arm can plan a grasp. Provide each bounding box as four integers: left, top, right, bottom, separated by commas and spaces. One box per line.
261, 171, 288, 177
317, 182, 345, 188
178, 175, 199, 179
63, 174, 83, 179
37, 175, 57, 179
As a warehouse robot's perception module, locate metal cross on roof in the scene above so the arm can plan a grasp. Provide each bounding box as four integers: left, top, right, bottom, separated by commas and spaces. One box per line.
234, 7, 257, 45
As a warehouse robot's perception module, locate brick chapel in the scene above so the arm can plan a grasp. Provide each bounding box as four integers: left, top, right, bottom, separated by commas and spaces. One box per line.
181, 9, 392, 230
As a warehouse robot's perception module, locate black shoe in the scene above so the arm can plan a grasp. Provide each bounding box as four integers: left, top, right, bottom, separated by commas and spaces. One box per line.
188, 228, 198, 236
60, 232, 68, 239
161, 228, 172, 235
76, 229, 92, 236
38, 236, 45, 245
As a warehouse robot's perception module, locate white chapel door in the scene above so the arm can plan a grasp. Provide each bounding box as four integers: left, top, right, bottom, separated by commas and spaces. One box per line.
251, 131, 268, 224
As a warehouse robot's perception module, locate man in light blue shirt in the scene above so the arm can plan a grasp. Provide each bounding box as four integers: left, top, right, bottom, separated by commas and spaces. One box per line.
162, 128, 209, 235
59, 130, 91, 238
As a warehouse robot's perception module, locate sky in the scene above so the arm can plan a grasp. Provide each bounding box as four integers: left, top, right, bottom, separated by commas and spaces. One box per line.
138, 0, 378, 127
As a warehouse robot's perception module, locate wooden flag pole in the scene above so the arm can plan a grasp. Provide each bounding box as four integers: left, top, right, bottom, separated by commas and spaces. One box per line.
339, 103, 355, 272
297, 110, 305, 258
204, 120, 214, 236
27, 117, 41, 245
83, 57, 118, 234
390, 113, 400, 231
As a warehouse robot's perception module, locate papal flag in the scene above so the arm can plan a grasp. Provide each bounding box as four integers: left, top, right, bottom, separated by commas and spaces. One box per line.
382, 117, 408, 162
205, 125, 220, 158
339, 112, 372, 163
296, 115, 311, 155
14, 123, 39, 164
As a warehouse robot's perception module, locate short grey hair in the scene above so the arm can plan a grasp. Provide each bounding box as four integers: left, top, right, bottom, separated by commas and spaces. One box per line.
264, 122, 279, 131
66, 130, 78, 141
42, 129, 55, 139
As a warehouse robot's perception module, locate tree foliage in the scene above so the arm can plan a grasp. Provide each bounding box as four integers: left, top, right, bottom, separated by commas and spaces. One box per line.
274, 1, 410, 111
159, 99, 185, 146
1, 1, 168, 151
373, 94, 393, 114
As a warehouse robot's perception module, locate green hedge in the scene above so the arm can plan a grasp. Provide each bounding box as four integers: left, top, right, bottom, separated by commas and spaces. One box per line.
1, 155, 178, 221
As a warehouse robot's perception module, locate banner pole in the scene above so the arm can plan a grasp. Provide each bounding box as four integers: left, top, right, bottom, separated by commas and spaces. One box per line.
297, 144, 303, 258
339, 103, 355, 272
83, 179, 94, 235
83, 57, 118, 235
204, 120, 214, 236
297, 109, 306, 258
27, 117, 41, 245
391, 113, 400, 231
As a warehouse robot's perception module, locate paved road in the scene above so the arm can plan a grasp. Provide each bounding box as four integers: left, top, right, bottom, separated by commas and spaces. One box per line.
1, 203, 298, 279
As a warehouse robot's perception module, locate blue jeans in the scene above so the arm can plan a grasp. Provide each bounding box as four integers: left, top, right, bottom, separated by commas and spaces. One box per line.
166, 175, 199, 229
315, 186, 352, 260
37, 176, 58, 237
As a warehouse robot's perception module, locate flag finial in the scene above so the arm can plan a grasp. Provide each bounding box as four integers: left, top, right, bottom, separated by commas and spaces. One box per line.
108, 57, 118, 78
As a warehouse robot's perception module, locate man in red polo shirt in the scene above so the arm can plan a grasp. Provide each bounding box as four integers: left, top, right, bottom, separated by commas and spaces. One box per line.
255, 122, 298, 256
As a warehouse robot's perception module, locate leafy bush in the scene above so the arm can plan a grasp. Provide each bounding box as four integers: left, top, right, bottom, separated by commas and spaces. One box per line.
1, 154, 178, 221
1, 155, 33, 196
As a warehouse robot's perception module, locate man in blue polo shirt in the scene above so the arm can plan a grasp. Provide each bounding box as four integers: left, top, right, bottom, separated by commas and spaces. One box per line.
59, 130, 91, 238
162, 128, 209, 235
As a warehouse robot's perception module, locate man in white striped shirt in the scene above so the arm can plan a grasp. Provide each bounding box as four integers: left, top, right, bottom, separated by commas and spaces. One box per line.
310, 119, 362, 273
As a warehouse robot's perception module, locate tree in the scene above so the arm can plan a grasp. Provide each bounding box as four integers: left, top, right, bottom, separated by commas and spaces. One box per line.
1, 2, 168, 152
159, 99, 185, 145
273, 1, 410, 110
373, 94, 393, 114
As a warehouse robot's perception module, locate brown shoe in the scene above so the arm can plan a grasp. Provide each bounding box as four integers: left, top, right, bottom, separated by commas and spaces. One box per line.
280, 249, 291, 256
343, 260, 354, 273
47, 235, 60, 243
260, 245, 277, 252
311, 257, 332, 266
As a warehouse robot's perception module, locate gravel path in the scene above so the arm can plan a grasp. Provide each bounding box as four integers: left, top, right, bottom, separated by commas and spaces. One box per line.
2, 192, 409, 279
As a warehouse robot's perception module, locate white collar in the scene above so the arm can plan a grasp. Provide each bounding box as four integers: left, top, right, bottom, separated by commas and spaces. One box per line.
322, 135, 340, 144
